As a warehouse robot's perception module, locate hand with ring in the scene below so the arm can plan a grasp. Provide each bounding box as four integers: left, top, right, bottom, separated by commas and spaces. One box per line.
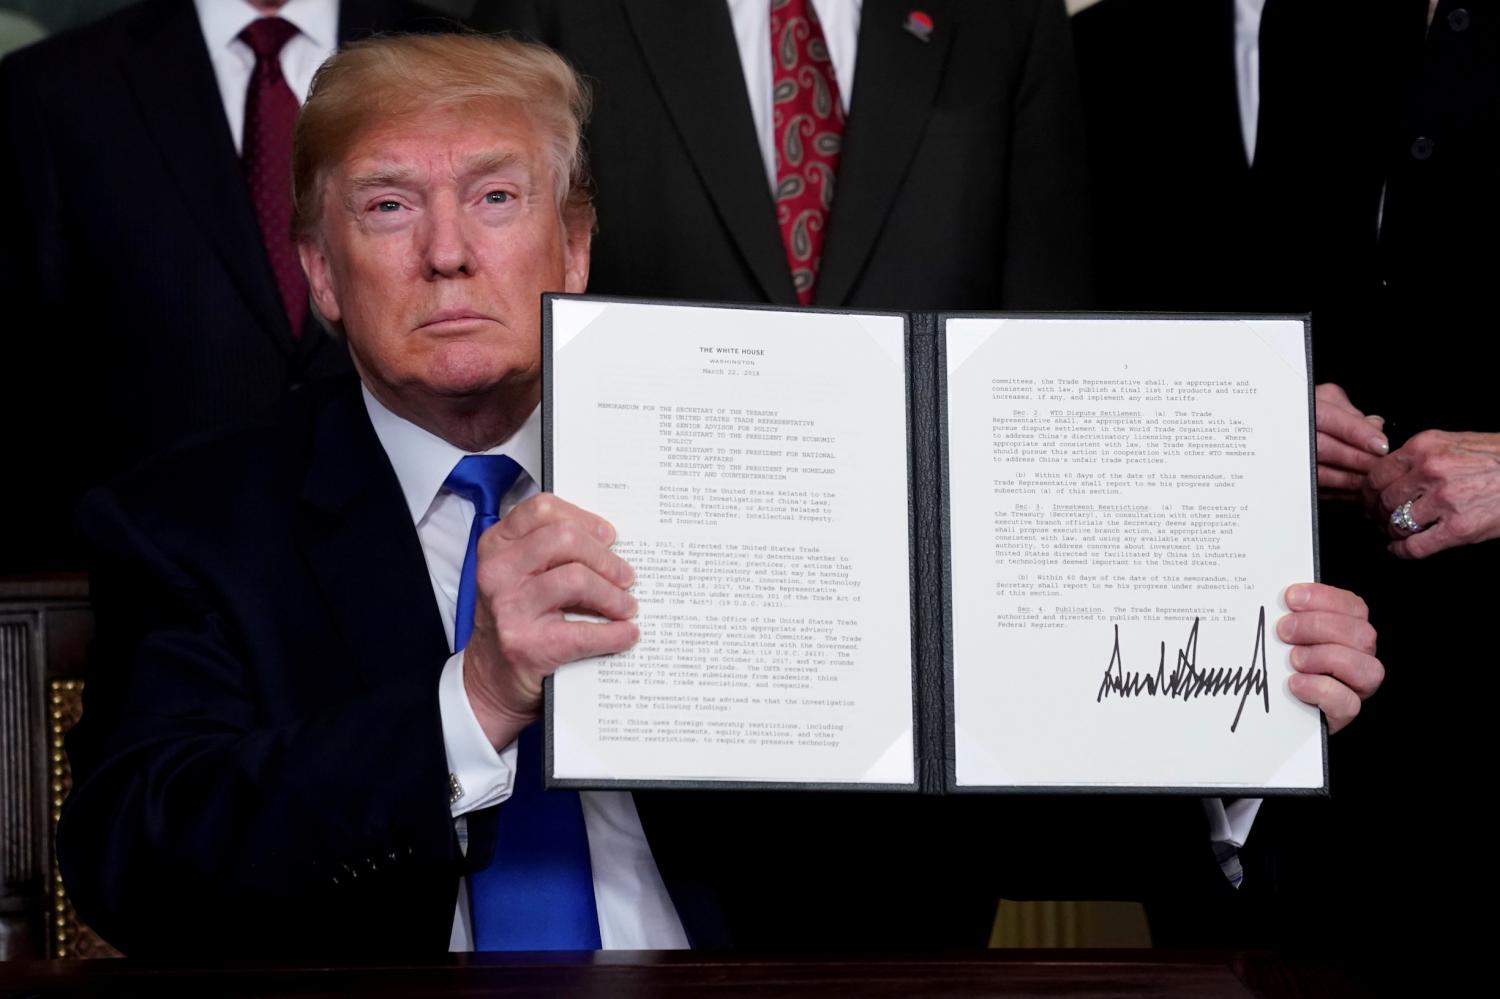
1390, 499, 1422, 535
1364, 429, 1500, 559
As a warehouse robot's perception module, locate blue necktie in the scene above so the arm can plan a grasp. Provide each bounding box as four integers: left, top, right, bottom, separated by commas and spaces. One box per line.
444, 455, 602, 951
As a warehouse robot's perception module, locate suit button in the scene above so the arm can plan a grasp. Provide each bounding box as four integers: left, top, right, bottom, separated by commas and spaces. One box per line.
1448, 8, 1471, 32
1411, 136, 1434, 160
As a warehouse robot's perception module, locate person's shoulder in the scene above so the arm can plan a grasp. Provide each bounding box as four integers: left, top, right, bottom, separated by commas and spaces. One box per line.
1, 0, 179, 75
0, 0, 187, 106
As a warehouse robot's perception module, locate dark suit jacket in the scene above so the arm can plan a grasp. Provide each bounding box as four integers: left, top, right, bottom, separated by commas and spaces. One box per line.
0, 0, 445, 572
1072, 0, 1500, 428
476, 0, 1091, 312
58, 375, 730, 957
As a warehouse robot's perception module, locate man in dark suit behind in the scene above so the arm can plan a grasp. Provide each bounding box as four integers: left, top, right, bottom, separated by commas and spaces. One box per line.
477, 0, 1091, 313
0, 0, 442, 573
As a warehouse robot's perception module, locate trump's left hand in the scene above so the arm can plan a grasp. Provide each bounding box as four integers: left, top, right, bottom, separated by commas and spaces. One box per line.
1279, 583, 1383, 734
1365, 430, 1500, 559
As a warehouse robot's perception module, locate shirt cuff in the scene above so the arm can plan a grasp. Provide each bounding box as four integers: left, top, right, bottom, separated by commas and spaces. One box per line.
1201, 797, 1263, 850
439, 649, 517, 817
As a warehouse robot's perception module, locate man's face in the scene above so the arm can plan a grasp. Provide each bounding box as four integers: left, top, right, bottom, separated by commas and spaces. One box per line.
301, 103, 588, 411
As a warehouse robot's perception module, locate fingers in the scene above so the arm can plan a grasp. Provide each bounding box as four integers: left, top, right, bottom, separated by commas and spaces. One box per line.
1378, 479, 1424, 517
479, 517, 634, 592
1368, 428, 1449, 495
1317, 470, 1367, 497
1315, 389, 1388, 458
518, 562, 638, 622
1403, 492, 1441, 530
1366, 451, 1412, 494
1276, 610, 1377, 655
489, 607, 640, 670
1287, 673, 1363, 735
480, 563, 637, 717
491, 492, 616, 545
1280, 583, 1384, 735
475, 491, 636, 613
459, 494, 641, 749
467, 491, 638, 686
546, 618, 641, 664
1289, 642, 1384, 700
1314, 384, 1384, 499
1317, 431, 1378, 498
1282, 583, 1368, 619
1313, 382, 1354, 409
477, 495, 639, 652
1316, 430, 1381, 477
1389, 520, 1460, 560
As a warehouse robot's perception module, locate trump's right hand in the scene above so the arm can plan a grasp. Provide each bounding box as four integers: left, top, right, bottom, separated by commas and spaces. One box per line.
461, 493, 638, 750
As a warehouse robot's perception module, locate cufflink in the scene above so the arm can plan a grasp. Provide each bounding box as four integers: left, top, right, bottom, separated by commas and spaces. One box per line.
448, 773, 464, 805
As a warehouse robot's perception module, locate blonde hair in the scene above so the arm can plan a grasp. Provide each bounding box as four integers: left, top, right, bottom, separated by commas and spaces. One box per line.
292, 33, 594, 241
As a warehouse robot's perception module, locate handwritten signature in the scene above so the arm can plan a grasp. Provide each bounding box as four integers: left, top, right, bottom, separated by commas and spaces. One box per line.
1095, 608, 1270, 733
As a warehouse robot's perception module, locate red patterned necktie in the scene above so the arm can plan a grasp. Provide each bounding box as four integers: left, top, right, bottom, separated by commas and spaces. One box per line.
771, 0, 845, 305
240, 17, 308, 338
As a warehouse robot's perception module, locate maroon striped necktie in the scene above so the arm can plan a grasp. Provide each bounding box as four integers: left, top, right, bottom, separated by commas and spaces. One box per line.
771, 0, 846, 305
240, 17, 308, 338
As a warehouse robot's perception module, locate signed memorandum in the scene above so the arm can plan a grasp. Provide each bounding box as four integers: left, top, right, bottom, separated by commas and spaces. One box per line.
543, 298, 1324, 794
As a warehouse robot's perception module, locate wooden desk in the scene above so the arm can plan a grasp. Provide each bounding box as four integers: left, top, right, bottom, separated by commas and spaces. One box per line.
0, 950, 1367, 997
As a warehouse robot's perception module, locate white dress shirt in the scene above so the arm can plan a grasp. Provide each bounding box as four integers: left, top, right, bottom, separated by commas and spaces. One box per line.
1232, 0, 1267, 165
361, 388, 689, 951
193, 0, 338, 153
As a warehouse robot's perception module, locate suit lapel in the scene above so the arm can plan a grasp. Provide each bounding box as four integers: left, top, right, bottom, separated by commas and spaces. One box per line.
814, 0, 953, 306
119, 0, 295, 356
620, 0, 797, 304
297, 383, 452, 692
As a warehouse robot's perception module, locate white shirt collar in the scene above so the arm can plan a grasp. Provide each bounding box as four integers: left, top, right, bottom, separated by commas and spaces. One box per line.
194, 0, 339, 55
361, 385, 543, 528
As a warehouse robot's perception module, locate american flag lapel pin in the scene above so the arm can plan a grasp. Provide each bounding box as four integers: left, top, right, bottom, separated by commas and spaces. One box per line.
903, 10, 934, 42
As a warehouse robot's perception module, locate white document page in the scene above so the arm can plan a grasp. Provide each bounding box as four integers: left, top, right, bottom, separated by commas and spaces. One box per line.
945, 317, 1322, 789
548, 298, 915, 785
